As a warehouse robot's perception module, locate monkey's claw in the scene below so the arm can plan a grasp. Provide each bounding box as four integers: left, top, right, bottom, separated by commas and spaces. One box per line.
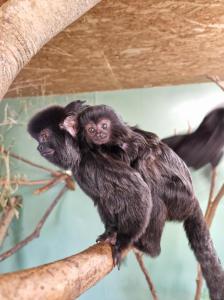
112, 244, 122, 269
96, 231, 117, 245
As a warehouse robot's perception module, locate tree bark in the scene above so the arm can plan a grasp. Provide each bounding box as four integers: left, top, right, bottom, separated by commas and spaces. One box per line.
0, 0, 102, 100
0, 242, 114, 300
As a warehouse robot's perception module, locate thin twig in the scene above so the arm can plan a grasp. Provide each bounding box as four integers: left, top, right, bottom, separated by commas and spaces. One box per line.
0, 196, 22, 247
33, 174, 67, 195
206, 183, 224, 227
134, 249, 158, 300
0, 186, 67, 262
0, 179, 51, 186
207, 75, 224, 92
0, 145, 57, 175
204, 168, 217, 219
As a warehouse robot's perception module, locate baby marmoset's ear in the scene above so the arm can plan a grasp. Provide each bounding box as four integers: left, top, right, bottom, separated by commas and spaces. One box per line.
60, 115, 78, 137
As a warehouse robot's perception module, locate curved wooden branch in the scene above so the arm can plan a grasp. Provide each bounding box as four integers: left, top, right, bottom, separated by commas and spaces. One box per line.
0, 242, 115, 300
0, 0, 102, 100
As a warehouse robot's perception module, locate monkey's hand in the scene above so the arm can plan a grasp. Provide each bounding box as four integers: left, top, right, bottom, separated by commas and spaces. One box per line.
96, 231, 117, 245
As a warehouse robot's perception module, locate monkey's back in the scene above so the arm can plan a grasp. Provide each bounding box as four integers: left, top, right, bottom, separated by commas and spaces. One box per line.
133, 128, 197, 221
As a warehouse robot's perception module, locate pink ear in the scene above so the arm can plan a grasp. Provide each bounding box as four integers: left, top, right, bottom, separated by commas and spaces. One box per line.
61, 115, 77, 137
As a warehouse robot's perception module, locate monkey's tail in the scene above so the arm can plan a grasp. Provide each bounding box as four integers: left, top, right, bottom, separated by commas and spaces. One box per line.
184, 204, 224, 300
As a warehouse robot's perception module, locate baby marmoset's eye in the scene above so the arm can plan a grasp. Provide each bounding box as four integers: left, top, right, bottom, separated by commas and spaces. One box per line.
102, 123, 107, 129
88, 127, 95, 134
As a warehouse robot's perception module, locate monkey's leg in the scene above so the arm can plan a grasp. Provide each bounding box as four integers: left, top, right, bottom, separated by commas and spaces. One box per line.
112, 233, 132, 268
135, 199, 167, 257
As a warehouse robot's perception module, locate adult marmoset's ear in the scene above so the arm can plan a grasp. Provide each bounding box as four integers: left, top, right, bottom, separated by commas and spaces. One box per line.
60, 115, 77, 137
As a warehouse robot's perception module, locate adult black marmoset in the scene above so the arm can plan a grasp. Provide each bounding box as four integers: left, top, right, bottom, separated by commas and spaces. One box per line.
61, 103, 224, 300
28, 101, 152, 266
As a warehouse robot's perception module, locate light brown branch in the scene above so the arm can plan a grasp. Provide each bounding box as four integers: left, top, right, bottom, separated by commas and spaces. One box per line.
0, 0, 102, 100
33, 174, 67, 195
206, 183, 224, 227
0, 196, 22, 247
194, 264, 203, 300
0, 145, 57, 174
207, 75, 224, 92
0, 179, 50, 186
134, 250, 158, 300
0, 242, 116, 300
0, 186, 67, 262
33, 173, 75, 194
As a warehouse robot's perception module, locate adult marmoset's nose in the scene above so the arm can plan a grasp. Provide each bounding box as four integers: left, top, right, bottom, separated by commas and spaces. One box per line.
38, 145, 44, 152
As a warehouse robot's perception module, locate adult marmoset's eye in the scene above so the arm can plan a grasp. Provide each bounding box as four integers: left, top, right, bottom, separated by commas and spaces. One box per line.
88, 127, 95, 134
102, 123, 107, 129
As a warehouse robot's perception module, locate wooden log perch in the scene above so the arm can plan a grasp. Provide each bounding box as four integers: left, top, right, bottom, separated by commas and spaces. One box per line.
0, 242, 116, 300
0, 0, 102, 100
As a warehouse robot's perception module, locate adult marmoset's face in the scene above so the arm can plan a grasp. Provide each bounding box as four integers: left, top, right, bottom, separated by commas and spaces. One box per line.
85, 118, 111, 145
37, 127, 72, 169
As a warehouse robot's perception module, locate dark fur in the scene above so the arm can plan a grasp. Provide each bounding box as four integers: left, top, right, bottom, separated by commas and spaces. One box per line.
75, 105, 224, 300
28, 102, 152, 265
162, 108, 224, 169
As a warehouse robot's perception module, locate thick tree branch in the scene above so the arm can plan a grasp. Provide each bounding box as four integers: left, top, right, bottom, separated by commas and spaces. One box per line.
0, 242, 116, 300
0, 0, 102, 100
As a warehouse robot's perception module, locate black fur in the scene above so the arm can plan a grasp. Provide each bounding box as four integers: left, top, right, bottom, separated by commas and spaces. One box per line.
28, 103, 152, 265
28, 103, 224, 299
162, 108, 224, 169
76, 105, 224, 300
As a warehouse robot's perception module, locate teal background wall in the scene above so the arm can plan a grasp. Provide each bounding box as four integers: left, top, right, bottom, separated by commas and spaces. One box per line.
0, 83, 224, 300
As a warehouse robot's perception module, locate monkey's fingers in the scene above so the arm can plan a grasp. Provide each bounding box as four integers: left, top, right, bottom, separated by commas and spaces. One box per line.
96, 232, 117, 245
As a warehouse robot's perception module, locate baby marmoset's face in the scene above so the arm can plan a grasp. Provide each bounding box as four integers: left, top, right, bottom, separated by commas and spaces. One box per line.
84, 118, 111, 145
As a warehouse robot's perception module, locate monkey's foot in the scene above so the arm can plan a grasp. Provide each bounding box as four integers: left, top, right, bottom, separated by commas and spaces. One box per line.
96, 231, 117, 245
112, 243, 123, 269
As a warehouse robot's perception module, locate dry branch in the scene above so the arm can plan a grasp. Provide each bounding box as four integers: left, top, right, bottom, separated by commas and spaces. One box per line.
0, 196, 22, 247
0, 242, 115, 300
207, 75, 224, 92
134, 250, 158, 300
0, 0, 102, 100
0, 186, 67, 262
0, 145, 57, 174
0, 179, 50, 186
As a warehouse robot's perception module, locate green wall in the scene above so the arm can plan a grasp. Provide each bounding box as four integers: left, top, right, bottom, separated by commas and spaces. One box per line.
0, 83, 224, 300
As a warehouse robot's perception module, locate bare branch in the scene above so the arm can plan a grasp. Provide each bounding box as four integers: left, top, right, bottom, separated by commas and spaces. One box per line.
134, 249, 158, 300
0, 242, 116, 300
207, 75, 224, 92
0, 196, 22, 247
0, 186, 67, 262
0, 145, 57, 174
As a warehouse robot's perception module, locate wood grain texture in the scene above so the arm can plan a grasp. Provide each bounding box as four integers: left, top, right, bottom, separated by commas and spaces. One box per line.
5, 0, 224, 97
0, 0, 102, 100
0, 243, 114, 300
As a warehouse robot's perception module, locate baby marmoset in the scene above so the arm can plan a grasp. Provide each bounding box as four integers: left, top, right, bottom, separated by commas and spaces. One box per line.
62, 103, 224, 300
